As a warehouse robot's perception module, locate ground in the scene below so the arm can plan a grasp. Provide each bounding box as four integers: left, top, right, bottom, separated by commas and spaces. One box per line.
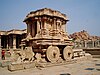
0, 58, 100, 75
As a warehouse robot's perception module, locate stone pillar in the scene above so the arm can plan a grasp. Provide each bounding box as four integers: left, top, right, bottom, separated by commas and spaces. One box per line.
27, 24, 31, 34
13, 35, 16, 49
99, 40, 100, 47
92, 41, 94, 48
95, 41, 97, 47
84, 41, 87, 48
44, 20, 46, 29
6, 36, 9, 49
8, 36, 13, 49
27, 24, 29, 34
96, 40, 99, 47
81, 41, 84, 48
98, 40, 100, 47
53, 18, 56, 30
62, 25, 65, 31
41, 21, 44, 29
0, 36, 1, 59
62, 21, 66, 32
56, 19, 60, 30
37, 21, 40, 33
31, 23, 34, 37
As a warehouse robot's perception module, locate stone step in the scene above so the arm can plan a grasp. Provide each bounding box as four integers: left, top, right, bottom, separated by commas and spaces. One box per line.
8, 62, 35, 71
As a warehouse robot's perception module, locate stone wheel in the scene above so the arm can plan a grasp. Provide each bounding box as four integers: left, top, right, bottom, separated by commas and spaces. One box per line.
63, 46, 73, 61
46, 46, 60, 63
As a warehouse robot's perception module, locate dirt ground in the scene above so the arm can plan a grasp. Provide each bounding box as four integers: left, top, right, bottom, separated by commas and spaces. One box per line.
0, 58, 100, 75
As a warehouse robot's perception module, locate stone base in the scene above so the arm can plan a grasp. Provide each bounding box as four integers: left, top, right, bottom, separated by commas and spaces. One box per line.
85, 53, 92, 60
8, 63, 24, 71
0, 60, 11, 67
23, 62, 35, 69
8, 62, 35, 71
73, 53, 92, 62
7, 53, 92, 71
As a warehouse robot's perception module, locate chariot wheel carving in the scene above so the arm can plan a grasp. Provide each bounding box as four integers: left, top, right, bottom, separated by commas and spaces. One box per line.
63, 46, 73, 61
46, 46, 60, 63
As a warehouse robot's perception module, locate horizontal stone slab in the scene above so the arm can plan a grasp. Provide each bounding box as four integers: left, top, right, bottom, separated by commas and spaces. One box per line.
8, 62, 36, 71
8, 63, 24, 71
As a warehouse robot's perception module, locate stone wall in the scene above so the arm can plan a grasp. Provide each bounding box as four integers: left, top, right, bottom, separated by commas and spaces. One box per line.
69, 30, 100, 48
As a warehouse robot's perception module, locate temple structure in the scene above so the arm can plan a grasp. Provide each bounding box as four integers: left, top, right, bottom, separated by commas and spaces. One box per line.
0, 29, 26, 59
0, 8, 72, 61
0, 29, 26, 49
0, 8, 100, 61
0, 8, 98, 71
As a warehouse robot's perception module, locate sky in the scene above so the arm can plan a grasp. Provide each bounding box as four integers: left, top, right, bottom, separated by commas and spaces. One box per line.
0, 0, 100, 36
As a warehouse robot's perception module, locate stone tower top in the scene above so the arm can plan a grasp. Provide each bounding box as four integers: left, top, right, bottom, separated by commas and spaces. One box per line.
24, 8, 67, 22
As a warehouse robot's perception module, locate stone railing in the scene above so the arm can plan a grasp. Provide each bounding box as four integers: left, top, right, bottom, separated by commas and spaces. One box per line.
73, 40, 100, 49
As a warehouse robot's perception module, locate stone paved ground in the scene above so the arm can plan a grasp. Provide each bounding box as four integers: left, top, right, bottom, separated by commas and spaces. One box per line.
0, 58, 100, 75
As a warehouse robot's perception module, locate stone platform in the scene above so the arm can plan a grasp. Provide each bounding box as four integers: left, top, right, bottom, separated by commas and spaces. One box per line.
8, 54, 92, 71
8, 62, 35, 71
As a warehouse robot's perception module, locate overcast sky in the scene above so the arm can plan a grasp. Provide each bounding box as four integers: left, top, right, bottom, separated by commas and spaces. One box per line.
0, 0, 100, 36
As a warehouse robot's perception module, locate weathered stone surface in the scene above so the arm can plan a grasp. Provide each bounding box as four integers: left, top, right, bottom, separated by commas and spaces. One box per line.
23, 62, 35, 69
35, 53, 42, 62
85, 53, 92, 60
73, 49, 85, 57
8, 63, 24, 71
24, 8, 67, 22
8, 62, 36, 71
1, 61, 11, 67
0, 8, 94, 72
69, 30, 99, 41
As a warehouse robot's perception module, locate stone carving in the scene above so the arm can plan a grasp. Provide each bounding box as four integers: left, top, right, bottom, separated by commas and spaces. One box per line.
20, 47, 34, 62
11, 47, 34, 64
0, 8, 92, 71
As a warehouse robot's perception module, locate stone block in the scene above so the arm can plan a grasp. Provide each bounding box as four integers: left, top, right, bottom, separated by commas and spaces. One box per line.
1, 61, 11, 67
23, 62, 35, 69
8, 63, 24, 71
8, 62, 36, 71
85, 53, 92, 60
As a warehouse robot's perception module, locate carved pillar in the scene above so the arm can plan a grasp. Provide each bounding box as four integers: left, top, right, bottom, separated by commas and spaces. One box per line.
37, 21, 40, 33
62, 21, 66, 32
95, 41, 97, 47
0, 36, 1, 49
84, 41, 87, 48
13, 35, 16, 49
92, 41, 94, 48
62, 24, 66, 32
96, 40, 99, 47
98, 41, 100, 46
41, 21, 44, 29
44, 20, 46, 29
6, 36, 9, 49
53, 18, 56, 30
31, 23, 34, 37
27, 23, 31, 35
0, 36, 1, 59
42, 17, 47, 29
56, 19, 60, 30
8, 36, 13, 49
27, 24, 29, 34
97, 40, 100, 47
